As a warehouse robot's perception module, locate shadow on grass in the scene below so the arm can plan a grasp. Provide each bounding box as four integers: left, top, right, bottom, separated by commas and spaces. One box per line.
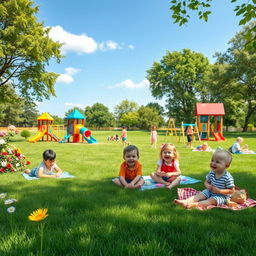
0, 172, 255, 256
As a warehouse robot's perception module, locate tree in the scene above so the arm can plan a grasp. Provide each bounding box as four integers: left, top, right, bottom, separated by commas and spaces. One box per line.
147, 49, 210, 123
119, 112, 140, 128
17, 101, 39, 127
169, 0, 256, 50
84, 103, 115, 128
212, 25, 256, 131
137, 106, 164, 129
0, 84, 25, 126
51, 115, 64, 125
114, 99, 139, 121
0, 0, 62, 102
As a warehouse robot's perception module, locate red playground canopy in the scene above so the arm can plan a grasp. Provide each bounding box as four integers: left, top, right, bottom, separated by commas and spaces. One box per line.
195, 103, 225, 116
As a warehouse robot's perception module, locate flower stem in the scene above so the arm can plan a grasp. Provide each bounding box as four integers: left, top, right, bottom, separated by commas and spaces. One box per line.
40, 222, 44, 256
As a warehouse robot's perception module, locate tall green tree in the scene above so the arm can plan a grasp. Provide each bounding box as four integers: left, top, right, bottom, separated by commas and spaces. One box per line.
213, 25, 256, 131
17, 101, 39, 127
114, 99, 139, 121
0, 0, 62, 101
147, 49, 210, 123
85, 103, 115, 128
137, 106, 164, 129
169, 1, 256, 50
119, 112, 139, 128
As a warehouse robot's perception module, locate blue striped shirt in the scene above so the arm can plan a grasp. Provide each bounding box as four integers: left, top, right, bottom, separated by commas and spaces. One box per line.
206, 170, 234, 189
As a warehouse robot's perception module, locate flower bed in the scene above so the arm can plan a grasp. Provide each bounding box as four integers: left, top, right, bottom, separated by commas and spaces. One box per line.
0, 129, 30, 173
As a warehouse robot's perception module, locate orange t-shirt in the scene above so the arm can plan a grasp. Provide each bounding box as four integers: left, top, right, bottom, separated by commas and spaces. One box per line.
119, 161, 142, 180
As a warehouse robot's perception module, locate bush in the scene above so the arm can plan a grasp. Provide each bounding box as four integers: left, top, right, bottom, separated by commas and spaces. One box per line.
20, 130, 31, 140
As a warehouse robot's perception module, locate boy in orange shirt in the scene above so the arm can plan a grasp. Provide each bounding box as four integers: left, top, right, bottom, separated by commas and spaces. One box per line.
113, 145, 145, 189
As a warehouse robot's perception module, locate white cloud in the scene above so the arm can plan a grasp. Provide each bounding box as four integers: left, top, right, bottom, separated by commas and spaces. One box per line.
64, 102, 86, 108
112, 79, 149, 89
56, 67, 80, 84
99, 40, 121, 51
128, 44, 134, 50
48, 26, 124, 54
48, 26, 97, 54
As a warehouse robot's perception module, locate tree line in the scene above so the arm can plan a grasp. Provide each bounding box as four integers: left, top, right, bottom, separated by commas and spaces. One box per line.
0, 1, 255, 131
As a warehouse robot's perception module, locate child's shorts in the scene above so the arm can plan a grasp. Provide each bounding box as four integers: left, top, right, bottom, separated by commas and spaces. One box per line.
29, 168, 38, 177
162, 176, 179, 182
201, 189, 228, 206
119, 177, 144, 183
122, 137, 127, 142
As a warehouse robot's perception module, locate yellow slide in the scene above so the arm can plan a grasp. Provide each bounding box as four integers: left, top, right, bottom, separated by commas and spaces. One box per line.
28, 130, 46, 142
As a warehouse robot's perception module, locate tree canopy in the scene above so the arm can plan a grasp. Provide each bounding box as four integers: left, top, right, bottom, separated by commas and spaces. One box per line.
0, 0, 62, 101
147, 49, 210, 123
169, 0, 256, 50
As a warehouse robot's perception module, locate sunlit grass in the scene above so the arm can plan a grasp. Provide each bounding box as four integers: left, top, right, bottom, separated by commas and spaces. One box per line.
0, 131, 255, 255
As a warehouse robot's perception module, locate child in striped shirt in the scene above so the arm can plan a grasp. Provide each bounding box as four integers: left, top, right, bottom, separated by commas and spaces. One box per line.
174, 150, 235, 209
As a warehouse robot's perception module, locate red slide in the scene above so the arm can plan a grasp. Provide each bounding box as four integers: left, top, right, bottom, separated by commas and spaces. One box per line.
212, 132, 225, 141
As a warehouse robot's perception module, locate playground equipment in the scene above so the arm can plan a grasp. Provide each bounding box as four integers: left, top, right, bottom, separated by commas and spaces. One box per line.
195, 103, 225, 141
28, 113, 61, 143
59, 109, 97, 144
165, 118, 201, 144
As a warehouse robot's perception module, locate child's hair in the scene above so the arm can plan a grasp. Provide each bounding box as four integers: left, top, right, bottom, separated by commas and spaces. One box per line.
43, 149, 56, 161
160, 143, 179, 160
237, 137, 243, 142
123, 145, 139, 158
213, 149, 232, 165
151, 125, 157, 130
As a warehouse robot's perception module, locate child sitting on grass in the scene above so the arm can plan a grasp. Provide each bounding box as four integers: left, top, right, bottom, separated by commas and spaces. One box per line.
230, 137, 253, 153
174, 150, 235, 209
113, 145, 145, 189
24, 149, 63, 178
150, 143, 181, 190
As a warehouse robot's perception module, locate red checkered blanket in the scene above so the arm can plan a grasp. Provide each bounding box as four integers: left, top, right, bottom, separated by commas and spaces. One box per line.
177, 188, 256, 210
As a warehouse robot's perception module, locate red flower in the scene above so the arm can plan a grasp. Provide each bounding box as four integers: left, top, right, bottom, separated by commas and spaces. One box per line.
6, 163, 12, 169
0, 168, 5, 173
15, 153, 21, 157
26, 161, 31, 165
1, 152, 8, 156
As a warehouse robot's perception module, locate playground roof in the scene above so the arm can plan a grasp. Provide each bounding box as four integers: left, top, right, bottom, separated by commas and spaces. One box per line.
66, 109, 85, 119
195, 103, 225, 116
37, 112, 54, 121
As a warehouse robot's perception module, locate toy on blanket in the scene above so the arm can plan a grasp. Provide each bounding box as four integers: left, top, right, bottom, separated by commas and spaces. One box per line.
226, 188, 248, 207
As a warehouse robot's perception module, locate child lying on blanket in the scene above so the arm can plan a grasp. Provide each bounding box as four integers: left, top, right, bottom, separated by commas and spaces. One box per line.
24, 149, 63, 178
195, 142, 213, 152
174, 150, 235, 209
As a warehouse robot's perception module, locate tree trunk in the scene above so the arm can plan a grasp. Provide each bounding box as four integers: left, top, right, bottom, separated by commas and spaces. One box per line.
242, 102, 256, 132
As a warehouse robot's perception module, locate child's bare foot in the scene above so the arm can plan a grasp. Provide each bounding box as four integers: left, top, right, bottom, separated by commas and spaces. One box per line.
24, 169, 30, 174
166, 183, 173, 190
185, 202, 198, 209
174, 199, 188, 208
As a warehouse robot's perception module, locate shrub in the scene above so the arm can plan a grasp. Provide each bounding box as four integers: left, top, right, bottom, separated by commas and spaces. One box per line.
20, 130, 31, 140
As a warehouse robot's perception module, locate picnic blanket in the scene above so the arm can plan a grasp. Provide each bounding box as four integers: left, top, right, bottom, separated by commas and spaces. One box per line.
176, 187, 256, 210
140, 175, 201, 191
233, 151, 256, 154
22, 172, 75, 180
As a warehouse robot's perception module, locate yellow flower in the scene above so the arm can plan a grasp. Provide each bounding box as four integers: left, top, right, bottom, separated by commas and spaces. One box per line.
28, 208, 48, 222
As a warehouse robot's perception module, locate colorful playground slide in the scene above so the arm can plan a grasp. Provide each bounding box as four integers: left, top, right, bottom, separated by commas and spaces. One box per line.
59, 134, 72, 143
28, 130, 46, 142
79, 127, 97, 144
212, 131, 225, 141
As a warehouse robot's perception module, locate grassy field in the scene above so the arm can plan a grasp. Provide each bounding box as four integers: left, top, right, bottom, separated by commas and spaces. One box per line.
0, 130, 256, 256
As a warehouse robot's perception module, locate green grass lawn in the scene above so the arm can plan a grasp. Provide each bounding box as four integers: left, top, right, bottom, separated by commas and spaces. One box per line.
1, 131, 256, 256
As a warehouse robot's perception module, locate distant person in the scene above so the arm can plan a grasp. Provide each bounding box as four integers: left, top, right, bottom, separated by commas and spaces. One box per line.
196, 142, 213, 152
150, 125, 158, 149
230, 137, 252, 153
24, 149, 63, 178
121, 127, 129, 146
113, 145, 145, 189
186, 125, 194, 148
150, 143, 181, 190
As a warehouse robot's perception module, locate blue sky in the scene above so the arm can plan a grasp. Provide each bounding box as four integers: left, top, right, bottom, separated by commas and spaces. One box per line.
34, 0, 241, 117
